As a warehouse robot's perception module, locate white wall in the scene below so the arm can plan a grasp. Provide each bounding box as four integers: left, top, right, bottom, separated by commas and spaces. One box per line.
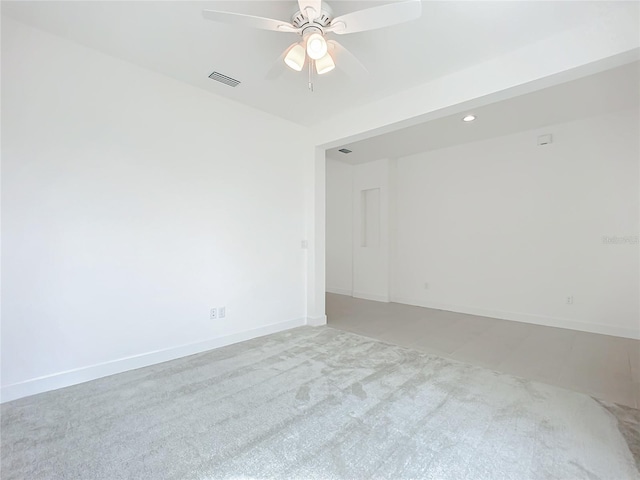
352, 159, 390, 302
325, 158, 353, 296
1, 18, 312, 401
326, 109, 639, 338
392, 109, 639, 338
326, 158, 392, 302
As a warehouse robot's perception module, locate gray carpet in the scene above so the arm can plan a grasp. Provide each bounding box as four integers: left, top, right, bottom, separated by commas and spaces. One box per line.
1, 326, 638, 479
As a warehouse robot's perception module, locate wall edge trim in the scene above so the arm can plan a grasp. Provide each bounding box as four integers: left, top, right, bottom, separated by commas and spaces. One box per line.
390, 296, 640, 340
1, 317, 307, 403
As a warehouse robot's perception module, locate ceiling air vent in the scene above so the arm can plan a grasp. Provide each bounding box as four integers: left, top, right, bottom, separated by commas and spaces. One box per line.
338, 148, 352, 154
208, 71, 241, 87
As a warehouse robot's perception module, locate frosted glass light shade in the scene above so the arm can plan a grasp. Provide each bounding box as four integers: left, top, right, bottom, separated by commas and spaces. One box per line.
306, 33, 327, 60
315, 52, 335, 74
284, 44, 305, 71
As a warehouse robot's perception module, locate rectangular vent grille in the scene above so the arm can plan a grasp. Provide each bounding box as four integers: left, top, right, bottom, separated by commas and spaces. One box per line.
208, 71, 241, 87
338, 148, 352, 154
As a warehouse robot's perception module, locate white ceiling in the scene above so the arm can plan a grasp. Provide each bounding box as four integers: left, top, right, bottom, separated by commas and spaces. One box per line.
3, 1, 637, 126
326, 61, 640, 164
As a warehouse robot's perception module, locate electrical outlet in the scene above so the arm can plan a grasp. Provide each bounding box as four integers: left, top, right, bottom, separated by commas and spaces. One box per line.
219, 306, 226, 318
210, 308, 217, 319
566, 296, 574, 305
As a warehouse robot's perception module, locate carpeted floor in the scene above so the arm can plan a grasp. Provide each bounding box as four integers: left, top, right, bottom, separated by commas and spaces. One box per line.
1, 326, 639, 479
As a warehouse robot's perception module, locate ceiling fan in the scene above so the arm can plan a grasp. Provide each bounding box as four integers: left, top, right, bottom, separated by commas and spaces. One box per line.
203, 0, 422, 84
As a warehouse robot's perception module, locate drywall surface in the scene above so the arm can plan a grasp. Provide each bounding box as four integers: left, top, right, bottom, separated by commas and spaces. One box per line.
1, 18, 310, 400
352, 159, 390, 302
326, 158, 391, 302
325, 159, 353, 296
392, 109, 639, 338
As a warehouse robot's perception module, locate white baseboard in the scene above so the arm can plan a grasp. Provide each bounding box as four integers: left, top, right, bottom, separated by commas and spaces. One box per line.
326, 289, 390, 304
0, 317, 307, 404
326, 287, 352, 296
353, 292, 390, 303
391, 296, 640, 340
307, 315, 327, 326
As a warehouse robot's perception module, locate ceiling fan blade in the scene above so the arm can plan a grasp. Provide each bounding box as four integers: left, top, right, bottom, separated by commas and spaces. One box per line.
202, 10, 298, 33
298, 0, 322, 21
265, 43, 300, 80
328, 0, 421, 35
327, 40, 368, 80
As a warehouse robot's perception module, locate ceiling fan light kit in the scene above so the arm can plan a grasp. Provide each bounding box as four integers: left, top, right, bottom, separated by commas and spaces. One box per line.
284, 43, 306, 71
315, 52, 335, 74
306, 32, 328, 60
203, 0, 422, 89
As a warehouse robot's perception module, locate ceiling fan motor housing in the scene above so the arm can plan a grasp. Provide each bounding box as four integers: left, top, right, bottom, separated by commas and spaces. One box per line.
291, 4, 333, 36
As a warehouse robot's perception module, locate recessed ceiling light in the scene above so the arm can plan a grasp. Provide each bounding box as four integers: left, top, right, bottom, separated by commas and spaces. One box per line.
462, 114, 476, 122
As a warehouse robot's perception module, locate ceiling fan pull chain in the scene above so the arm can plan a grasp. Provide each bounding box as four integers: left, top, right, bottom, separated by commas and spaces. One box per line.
308, 59, 314, 92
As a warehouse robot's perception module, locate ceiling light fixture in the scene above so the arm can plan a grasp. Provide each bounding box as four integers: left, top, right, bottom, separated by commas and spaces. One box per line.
462, 114, 476, 122
315, 52, 335, 74
306, 33, 328, 60
203, 0, 423, 90
284, 43, 306, 71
